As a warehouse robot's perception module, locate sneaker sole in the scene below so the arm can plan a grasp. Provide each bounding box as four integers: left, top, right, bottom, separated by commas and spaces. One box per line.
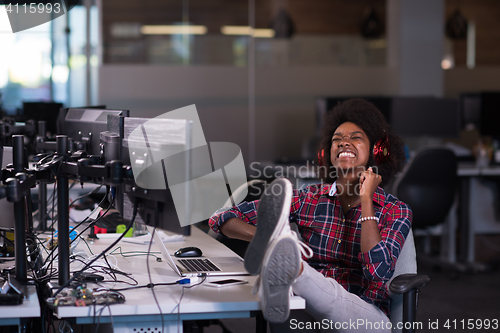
261, 237, 300, 323
244, 178, 292, 275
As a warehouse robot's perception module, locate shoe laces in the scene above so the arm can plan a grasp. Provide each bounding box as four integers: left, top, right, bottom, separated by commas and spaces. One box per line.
290, 230, 314, 259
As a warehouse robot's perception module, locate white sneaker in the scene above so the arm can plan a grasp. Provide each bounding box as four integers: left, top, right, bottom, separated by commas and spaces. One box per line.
244, 178, 294, 275
259, 234, 302, 323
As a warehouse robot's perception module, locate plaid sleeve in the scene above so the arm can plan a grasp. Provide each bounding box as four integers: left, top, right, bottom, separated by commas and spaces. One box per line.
208, 200, 259, 235
358, 201, 412, 282
208, 183, 314, 235
290, 188, 305, 219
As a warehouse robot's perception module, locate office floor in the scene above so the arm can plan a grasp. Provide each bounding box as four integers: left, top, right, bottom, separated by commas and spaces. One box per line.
199, 260, 500, 333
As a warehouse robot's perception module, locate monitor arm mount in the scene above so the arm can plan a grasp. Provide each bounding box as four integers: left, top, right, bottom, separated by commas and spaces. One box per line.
0, 119, 36, 146
0, 135, 133, 286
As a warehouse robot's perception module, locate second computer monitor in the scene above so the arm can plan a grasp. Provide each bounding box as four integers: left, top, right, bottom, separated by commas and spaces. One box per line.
104, 115, 192, 235
62, 108, 129, 156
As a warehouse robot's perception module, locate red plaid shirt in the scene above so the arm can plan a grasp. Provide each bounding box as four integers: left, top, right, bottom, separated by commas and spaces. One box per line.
209, 182, 412, 316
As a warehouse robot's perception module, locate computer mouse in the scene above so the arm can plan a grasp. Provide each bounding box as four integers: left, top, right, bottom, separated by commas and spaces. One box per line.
174, 246, 203, 258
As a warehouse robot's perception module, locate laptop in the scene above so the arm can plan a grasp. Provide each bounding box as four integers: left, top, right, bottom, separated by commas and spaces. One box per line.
153, 231, 249, 277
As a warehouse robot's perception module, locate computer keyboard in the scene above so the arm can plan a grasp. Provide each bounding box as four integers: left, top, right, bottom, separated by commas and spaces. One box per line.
178, 258, 221, 272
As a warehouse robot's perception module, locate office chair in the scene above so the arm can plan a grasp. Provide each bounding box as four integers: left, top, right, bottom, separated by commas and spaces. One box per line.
208, 179, 269, 258
388, 229, 430, 333
392, 147, 459, 273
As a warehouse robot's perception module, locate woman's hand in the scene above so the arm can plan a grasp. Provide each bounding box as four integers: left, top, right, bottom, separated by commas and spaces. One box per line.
359, 167, 382, 201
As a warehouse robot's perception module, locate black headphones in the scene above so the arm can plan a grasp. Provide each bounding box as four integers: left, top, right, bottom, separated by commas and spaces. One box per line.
373, 132, 390, 164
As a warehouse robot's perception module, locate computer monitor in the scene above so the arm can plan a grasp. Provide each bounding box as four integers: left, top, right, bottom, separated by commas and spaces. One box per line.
458, 92, 500, 138
103, 116, 192, 235
62, 108, 129, 156
460, 93, 482, 130
21, 101, 63, 136
56, 105, 107, 136
0, 146, 15, 231
479, 92, 500, 138
390, 97, 460, 138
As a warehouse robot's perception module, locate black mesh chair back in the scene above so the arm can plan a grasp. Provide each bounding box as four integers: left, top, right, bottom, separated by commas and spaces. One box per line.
394, 147, 457, 229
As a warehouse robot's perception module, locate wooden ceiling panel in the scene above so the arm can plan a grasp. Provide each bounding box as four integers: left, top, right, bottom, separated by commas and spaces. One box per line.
445, 0, 500, 66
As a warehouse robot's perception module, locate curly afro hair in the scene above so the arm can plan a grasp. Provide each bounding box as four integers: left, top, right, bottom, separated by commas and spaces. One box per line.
317, 98, 406, 187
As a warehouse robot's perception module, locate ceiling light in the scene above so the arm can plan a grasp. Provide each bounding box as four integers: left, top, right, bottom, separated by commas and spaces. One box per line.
141, 25, 207, 35
220, 26, 275, 38
253, 29, 275, 38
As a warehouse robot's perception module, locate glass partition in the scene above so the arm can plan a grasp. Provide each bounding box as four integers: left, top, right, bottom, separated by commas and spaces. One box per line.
102, 0, 387, 67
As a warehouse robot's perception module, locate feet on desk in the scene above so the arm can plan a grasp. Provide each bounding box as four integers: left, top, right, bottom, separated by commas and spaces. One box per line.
259, 234, 301, 323
244, 178, 293, 275
244, 178, 313, 323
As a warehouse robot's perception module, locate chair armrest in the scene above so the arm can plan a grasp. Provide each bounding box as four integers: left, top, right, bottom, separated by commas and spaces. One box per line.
389, 273, 430, 294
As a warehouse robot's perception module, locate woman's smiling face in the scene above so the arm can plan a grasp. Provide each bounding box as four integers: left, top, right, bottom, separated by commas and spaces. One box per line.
330, 122, 371, 172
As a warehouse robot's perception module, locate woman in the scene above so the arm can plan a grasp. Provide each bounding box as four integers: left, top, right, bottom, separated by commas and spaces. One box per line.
209, 99, 411, 332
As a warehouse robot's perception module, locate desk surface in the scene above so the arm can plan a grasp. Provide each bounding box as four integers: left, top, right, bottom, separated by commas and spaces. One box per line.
54, 227, 305, 323
457, 162, 500, 176
0, 285, 40, 325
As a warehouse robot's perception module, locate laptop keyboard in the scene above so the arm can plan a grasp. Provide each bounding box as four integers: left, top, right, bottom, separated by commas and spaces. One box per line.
178, 258, 221, 272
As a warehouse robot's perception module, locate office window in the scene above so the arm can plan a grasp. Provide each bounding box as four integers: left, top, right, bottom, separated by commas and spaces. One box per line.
0, 3, 99, 113
0, 8, 54, 113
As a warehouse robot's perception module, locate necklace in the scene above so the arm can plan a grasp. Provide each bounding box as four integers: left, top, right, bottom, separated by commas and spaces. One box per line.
337, 195, 360, 208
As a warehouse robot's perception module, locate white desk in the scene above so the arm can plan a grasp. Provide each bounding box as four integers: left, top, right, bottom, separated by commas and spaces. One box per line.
0, 285, 40, 328
457, 163, 500, 266
53, 227, 305, 332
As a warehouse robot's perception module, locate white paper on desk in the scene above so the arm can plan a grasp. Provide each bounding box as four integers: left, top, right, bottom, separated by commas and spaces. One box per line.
445, 142, 472, 157
69, 206, 102, 223
121, 231, 184, 245
69, 208, 92, 222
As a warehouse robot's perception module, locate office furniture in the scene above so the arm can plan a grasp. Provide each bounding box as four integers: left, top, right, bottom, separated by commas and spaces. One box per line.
222, 179, 268, 208
52, 226, 305, 333
458, 162, 500, 269
0, 285, 40, 330
392, 147, 459, 272
208, 179, 269, 258
389, 230, 430, 333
